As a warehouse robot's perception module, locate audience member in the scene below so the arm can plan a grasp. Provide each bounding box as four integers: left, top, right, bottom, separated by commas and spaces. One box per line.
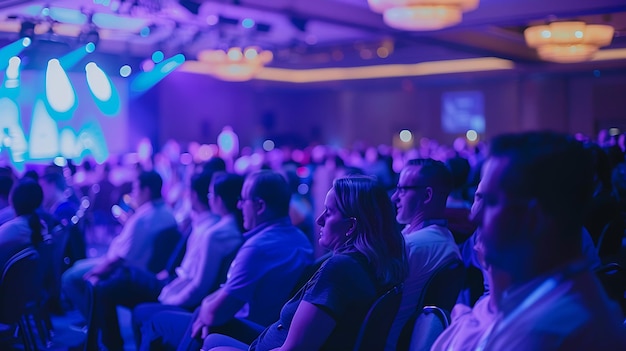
204, 175, 407, 351
283, 166, 315, 244
138, 170, 313, 351
132, 172, 244, 345
583, 143, 624, 248
444, 156, 475, 243
0, 179, 46, 269
40, 170, 83, 314
431, 232, 509, 351
41, 172, 78, 225
0, 174, 15, 226
463, 131, 626, 350
40, 171, 86, 264
62, 170, 178, 350
385, 158, 461, 350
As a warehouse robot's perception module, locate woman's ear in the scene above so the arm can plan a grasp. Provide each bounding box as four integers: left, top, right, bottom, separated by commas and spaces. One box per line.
346, 217, 357, 236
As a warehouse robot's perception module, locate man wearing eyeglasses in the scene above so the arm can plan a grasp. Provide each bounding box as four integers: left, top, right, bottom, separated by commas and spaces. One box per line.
139, 170, 314, 351
386, 158, 461, 351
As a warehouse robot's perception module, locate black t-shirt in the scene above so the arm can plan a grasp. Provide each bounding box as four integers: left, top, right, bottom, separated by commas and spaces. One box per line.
250, 252, 381, 351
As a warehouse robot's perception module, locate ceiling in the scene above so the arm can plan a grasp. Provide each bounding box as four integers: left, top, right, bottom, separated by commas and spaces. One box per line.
0, 0, 625, 75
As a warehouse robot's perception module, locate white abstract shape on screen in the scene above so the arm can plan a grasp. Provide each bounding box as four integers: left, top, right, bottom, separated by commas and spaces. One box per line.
86, 62, 112, 101
59, 127, 82, 159
0, 98, 28, 162
29, 100, 59, 158
46, 59, 76, 113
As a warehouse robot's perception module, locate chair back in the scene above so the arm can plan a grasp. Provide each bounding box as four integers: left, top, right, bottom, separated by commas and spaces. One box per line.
353, 284, 403, 351
0, 247, 42, 324
420, 258, 465, 311
163, 227, 191, 276
595, 262, 626, 314
147, 226, 182, 274
596, 217, 625, 259
397, 258, 465, 351
408, 306, 451, 351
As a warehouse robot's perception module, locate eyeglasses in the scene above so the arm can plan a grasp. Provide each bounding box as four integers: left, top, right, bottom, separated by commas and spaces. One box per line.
238, 196, 258, 203
395, 185, 428, 195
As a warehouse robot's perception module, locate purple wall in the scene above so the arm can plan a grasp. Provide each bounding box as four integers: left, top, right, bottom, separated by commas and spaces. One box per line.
134, 69, 626, 149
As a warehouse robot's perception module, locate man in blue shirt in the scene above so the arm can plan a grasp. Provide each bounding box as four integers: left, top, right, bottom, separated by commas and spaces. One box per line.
139, 170, 313, 351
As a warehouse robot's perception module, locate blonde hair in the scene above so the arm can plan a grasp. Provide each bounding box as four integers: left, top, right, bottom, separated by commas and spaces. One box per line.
333, 175, 407, 287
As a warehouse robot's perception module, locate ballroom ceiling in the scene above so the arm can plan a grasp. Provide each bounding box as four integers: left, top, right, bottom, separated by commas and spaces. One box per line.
0, 0, 625, 73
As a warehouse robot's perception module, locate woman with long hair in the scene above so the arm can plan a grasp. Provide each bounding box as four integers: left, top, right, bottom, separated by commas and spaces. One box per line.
204, 175, 407, 351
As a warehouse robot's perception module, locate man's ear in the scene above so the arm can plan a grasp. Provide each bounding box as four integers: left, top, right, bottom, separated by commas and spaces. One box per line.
423, 186, 434, 204
255, 199, 266, 216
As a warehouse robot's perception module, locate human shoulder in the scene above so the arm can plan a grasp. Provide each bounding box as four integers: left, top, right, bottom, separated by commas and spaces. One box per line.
247, 222, 308, 247
0, 217, 30, 244
0, 216, 28, 232
404, 225, 454, 246
206, 218, 242, 242
317, 253, 370, 280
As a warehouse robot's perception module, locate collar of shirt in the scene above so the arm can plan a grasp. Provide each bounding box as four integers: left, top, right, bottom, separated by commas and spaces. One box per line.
242, 216, 292, 240
192, 211, 219, 228
499, 258, 590, 315
402, 218, 448, 235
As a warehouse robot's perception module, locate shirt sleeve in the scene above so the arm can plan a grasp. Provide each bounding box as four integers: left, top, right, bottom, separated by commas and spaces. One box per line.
162, 226, 241, 307
106, 214, 140, 261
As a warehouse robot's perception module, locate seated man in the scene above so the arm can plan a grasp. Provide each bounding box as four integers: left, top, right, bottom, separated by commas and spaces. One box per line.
0, 174, 15, 226
449, 131, 626, 350
62, 170, 178, 350
385, 159, 462, 351
139, 170, 314, 351
40, 168, 82, 313
132, 172, 245, 345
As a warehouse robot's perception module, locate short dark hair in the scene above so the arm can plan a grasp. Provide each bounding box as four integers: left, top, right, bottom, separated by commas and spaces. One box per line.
212, 172, 245, 231
212, 172, 244, 214
11, 179, 43, 216
405, 158, 453, 197
0, 175, 14, 199
138, 171, 163, 200
445, 156, 471, 190
41, 172, 67, 191
489, 131, 593, 232
248, 170, 291, 217
203, 157, 227, 174
190, 172, 213, 208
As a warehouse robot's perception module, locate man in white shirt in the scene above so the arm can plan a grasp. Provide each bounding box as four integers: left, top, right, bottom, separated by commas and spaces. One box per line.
0, 174, 15, 226
62, 170, 178, 351
386, 158, 461, 350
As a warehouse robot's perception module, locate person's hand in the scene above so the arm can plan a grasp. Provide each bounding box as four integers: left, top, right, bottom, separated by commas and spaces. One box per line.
191, 317, 209, 339
156, 269, 169, 281
83, 267, 101, 282
86, 275, 100, 286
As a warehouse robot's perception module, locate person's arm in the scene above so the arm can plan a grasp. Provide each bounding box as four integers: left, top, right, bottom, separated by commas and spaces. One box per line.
191, 288, 246, 338
83, 255, 124, 285
164, 227, 238, 307
277, 301, 336, 351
